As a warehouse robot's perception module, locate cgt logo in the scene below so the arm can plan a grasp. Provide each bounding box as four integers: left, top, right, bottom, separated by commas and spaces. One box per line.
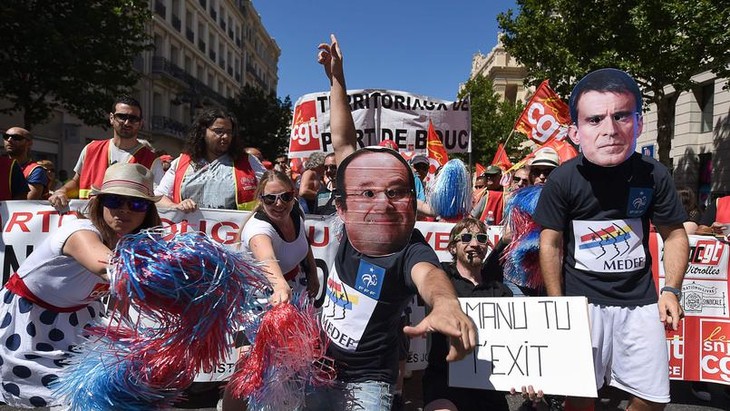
700, 321, 730, 383
689, 240, 725, 266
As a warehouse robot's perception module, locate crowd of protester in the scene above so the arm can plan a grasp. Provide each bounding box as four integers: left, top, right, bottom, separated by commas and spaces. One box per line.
1, 37, 729, 411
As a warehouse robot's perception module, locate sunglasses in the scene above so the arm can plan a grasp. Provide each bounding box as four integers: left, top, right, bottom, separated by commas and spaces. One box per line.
260, 191, 295, 205
512, 176, 525, 184
459, 233, 489, 244
530, 167, 554, 177
101, 194, 151, 212
2, 133, 27, 141
325, 165, 337, 171
113, 113, 142, 124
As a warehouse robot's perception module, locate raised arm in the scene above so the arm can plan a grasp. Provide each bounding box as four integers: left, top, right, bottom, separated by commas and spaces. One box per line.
318, 34, 356, 165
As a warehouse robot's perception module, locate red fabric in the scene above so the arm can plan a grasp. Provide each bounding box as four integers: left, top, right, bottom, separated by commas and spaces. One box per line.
491, 143, 513, 170
427, 119, 449, 174
716, 196, 730, 222
478, 190, 504, 225
22, 161, 49, 199
78, 140, 157, 199
514, 80, 571, 145
475, 163, 486, 177
5, 273, 88, 313
544, 139, 579, 164
172, 153, 257, 209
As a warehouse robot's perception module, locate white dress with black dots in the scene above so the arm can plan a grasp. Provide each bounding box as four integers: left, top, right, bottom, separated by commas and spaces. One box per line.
0, 219, 108, 408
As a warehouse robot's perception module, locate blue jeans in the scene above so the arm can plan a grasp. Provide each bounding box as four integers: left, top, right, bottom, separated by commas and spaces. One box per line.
303, 380, 393, 411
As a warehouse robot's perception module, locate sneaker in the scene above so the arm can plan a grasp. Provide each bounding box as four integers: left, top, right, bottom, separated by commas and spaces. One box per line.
691, 382, 712, 402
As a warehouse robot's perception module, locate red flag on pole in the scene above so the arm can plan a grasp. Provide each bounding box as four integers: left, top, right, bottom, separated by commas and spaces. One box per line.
475, 163, 486, 177
427, 119, 449, 174
514, 80, 571, 145
544, 139, 579, 164
491, 143, 513, 170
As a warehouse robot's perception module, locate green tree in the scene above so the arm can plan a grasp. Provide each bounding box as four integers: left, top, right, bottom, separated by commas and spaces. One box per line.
458, 75, 528, 166
0, 1, 152, 128
498, 0, 730, 167
228, 85, 293, 161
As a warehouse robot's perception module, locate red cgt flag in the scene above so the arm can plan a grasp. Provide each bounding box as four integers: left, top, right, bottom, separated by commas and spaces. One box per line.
427, 119, 449, 174
491, 143, 513, 170
475, 162, 486, 177
544, 139, 579, 164
514, 80, 571, 145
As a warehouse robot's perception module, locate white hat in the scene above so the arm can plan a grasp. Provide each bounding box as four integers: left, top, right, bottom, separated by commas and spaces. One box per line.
529, 147, 560, 168
90, 163, 161, 202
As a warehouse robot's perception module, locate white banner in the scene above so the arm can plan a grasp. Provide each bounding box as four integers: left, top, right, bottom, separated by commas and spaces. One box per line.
450, 296, 597, 398
288, 89, 471, 158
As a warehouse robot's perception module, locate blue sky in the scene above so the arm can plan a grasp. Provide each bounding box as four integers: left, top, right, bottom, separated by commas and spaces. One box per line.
253, 0, 517, 102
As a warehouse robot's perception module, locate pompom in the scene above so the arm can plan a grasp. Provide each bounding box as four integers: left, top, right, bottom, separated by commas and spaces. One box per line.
502, 186, 544, 289
428, 159, 471, 219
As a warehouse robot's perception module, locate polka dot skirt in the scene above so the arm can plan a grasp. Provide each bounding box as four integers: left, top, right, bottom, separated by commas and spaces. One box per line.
0, 288, 103, 407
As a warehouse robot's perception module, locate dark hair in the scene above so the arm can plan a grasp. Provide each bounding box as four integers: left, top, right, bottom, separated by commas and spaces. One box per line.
569, 68, 642, 124
85, 196, 161, 247
676, 186, 699, 216
334, 148, 416, 212
447, 217, 487, 258
112, 95, 143, 118
183, 108, 243, 162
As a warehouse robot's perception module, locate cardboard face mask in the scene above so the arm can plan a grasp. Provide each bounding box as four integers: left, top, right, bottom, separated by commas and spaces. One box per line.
336, 150, 416, 256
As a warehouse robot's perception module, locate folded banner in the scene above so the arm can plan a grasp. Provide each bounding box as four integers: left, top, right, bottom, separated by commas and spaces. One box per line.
514, 80, 571, 145
288, 89, 471, 158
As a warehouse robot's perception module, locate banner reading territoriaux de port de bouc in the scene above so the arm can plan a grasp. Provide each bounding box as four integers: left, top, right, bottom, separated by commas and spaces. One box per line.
288, 89, 471, 158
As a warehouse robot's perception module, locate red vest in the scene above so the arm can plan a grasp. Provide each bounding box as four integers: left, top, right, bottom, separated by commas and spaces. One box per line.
22, 161, 49, 199
78, 140, 157, 199
716, 196, 730, 223
0, 157, 17, 200
479, 189, 505, 225
172, 154, 258, 211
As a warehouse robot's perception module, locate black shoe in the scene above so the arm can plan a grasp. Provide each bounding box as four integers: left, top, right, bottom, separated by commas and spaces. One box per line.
391, 393, 404, 411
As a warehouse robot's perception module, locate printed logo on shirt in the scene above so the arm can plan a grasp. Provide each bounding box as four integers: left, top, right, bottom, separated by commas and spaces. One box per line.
321, 266, 377, 351
355, 260, 385, 299
86, 283, 110, 300
239, 177, 257, 190
573, 219, 646, 272
626, 187, 652, 217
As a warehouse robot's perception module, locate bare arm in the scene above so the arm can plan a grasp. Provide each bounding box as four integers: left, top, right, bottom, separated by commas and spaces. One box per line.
539, 228, 564, 296
318, 34, 356, 165
656, 223, 689, 330
304, 244, 319, 299
298, 170, 320, 201
27, 183, 44, 200
63, 230, 112, 280
248, 234, 292, 305
49, 173, 80, 209
156, 195, 198, 213
404, 262, 476, 361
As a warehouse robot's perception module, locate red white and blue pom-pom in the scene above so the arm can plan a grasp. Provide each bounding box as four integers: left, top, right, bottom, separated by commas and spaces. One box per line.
227, 293, 335, 410
428, 159, 471, 219
502, 185, 544, 289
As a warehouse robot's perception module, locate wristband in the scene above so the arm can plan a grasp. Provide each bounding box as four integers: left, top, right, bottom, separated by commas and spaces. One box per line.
660, 286, 681, 300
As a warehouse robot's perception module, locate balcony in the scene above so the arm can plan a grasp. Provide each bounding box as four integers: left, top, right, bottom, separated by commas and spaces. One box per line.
151, 116, 187, 141
198, 40, 206, 53
186, 28, 194, 43
154, 0, 166, 18
172, 14, 181, 31
151, 56, 188, 86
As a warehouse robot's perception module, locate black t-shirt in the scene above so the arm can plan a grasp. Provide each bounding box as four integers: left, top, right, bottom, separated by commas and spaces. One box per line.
321, 229, 440, 384
533, 153, 686, 306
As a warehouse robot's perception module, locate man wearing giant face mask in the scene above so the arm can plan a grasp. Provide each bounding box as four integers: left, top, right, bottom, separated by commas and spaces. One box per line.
535, 68, 687, 411
306, 34, 476, 411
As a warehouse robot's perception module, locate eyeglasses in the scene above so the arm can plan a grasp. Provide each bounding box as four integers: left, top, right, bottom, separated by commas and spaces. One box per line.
459, 233, 489, 244
413, 163, 429, 171
346, 188, 412, 201
2, 133, 27, 141
512, 177, 525, 184
325, 165, 337, 171
113, 113, 142, 124
530, 167, 554, 177
208, 128, 233, 137
260, 191, 295, 205
100, 194, 151, 212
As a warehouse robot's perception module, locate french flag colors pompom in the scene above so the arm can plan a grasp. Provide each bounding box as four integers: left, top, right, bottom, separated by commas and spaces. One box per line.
56, 229, 272, 410
428, 159, 471, 219
502, 185, 544, 289
228, 294, 335, 410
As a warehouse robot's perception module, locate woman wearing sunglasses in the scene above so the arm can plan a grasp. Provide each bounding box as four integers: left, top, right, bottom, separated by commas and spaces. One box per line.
0, 163, 161, 407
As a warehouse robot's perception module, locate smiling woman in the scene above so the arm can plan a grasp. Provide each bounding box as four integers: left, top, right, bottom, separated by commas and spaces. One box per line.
0, 163, 161, 407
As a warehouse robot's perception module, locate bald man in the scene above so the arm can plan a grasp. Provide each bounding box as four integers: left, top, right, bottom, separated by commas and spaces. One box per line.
3, 127, 48, 199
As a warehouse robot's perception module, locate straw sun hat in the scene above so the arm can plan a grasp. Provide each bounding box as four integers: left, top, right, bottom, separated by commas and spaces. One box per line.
90, 163, 161, 202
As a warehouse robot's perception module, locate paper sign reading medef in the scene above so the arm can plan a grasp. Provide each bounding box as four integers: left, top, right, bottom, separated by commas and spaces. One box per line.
449, 296, 597, 398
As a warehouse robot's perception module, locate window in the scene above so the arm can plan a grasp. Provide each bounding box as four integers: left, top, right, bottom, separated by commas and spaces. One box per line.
700, 82, 714, 133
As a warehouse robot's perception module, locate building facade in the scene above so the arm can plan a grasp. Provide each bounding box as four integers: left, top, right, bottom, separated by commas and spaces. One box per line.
468, 36, 530, 104
0, 0, 279, 175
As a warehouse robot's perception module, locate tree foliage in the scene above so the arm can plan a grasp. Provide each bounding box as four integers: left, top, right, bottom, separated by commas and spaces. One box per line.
498, 0, 730, 166
228, 85, 293, 161
458, 75, 528, 166
0, 1, 152, 128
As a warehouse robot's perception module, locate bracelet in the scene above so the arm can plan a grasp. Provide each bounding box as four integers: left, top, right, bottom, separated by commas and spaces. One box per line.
660, 286, 681, 299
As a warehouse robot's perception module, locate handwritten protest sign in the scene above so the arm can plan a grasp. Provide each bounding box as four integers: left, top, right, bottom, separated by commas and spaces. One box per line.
450, 296, 597, 398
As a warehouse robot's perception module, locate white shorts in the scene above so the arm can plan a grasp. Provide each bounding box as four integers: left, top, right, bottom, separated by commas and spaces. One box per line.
589, 303, 670, 403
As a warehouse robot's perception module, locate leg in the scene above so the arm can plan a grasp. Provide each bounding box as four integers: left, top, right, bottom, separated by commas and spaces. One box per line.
424, 399, 458, 411
346, 380, 394, 411
626, 396, 665, 411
